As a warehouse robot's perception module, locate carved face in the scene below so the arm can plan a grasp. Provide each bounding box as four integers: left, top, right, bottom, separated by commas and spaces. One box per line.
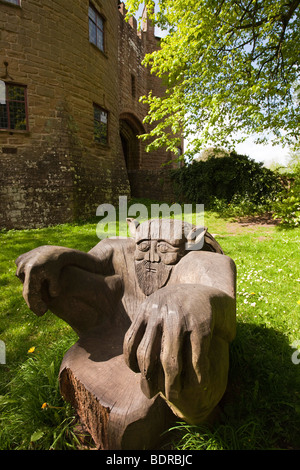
130, 219, 187, 296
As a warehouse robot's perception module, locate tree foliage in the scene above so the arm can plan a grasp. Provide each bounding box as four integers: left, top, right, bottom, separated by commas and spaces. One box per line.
125, 0, 300, 158
272, 149, 300, 226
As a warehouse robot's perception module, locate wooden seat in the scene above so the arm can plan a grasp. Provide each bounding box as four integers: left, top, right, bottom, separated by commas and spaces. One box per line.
59, 328, 175, 450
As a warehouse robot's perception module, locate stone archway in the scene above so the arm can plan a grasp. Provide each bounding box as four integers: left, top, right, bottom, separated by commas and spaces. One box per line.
119, 113, 145, 171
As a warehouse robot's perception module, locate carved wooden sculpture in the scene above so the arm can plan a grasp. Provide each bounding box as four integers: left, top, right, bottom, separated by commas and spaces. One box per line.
15, 218, 236, 449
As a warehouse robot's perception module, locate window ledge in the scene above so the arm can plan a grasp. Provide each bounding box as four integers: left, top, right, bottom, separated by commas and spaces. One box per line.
90, 42, 108, 59
94, 141, 110, 149
0, 129, 30, 135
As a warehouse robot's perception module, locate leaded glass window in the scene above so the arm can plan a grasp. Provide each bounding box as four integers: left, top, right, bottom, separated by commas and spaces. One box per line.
89, 4, 104, 52
94, 105, 108, 145
0, 82, 28, 131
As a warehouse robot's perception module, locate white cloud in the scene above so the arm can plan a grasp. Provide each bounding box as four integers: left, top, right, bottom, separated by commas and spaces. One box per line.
235, 137, 289, 167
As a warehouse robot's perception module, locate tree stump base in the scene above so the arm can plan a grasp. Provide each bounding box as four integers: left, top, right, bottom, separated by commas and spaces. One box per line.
59, 330, 176, 450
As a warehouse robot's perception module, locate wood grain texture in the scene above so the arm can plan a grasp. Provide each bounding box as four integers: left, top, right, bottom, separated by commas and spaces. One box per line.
16, 218, 236, 449
59, 329, 175, 450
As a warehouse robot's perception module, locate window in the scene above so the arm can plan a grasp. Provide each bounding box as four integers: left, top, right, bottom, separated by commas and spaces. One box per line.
89, 4, 105, 52
131, 75, 136, 99
0, 82, 28, 131
94, 105, 108, 145
3, 0, 20, 5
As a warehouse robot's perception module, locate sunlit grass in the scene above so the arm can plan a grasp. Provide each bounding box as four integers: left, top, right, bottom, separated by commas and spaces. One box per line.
0, 199, 299, 449
169, 224, 300, 450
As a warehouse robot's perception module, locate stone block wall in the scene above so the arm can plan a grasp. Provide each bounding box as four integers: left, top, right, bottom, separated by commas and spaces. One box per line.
0, 0, 130, 229
128, 169, 176, 203
0, 0, 181, 230
118, 3, 184, 171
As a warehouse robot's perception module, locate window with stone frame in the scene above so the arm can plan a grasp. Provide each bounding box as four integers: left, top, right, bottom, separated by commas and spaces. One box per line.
89, 4, 105, 52
0, 82, 29, 131
94, 104, 108, 145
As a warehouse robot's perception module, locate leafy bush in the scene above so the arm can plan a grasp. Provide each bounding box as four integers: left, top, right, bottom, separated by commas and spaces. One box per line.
273, 190, 300, 227
272, 163, 300, 227
209, 194, 273, 218
171, 151, 282, 211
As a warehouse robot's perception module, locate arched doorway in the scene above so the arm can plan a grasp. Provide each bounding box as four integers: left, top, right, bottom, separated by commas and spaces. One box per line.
119, 113, 145, 171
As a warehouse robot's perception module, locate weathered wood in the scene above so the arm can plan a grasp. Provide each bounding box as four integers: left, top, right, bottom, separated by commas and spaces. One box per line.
15, 218, 236, 449
59, 332, 175, 450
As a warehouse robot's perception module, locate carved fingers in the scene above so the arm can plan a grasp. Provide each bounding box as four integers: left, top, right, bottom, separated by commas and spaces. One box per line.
124, 313, 147, 373
124, 302, 184, 400
159, 307, 185, 401
138, 316, 163, 399
16, 247, 63, 316
123, 291, 212, 402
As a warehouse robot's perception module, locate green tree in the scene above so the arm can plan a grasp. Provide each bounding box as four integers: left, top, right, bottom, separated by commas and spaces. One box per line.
125, 0, 300, 159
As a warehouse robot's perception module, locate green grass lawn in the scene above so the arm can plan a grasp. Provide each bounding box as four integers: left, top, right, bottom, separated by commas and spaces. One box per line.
0, 204, 299, 449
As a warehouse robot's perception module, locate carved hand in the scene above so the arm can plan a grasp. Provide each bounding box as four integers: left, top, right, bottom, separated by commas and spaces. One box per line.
16, 246, 104, 316
123, 284, 220, 402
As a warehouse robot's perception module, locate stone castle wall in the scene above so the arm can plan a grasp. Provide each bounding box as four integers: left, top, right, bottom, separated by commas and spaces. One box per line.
0, 0, 178, 229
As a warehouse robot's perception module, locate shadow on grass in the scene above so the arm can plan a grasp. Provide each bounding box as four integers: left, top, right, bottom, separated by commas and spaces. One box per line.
167, 322, 300, 450
220, 322, 300, 449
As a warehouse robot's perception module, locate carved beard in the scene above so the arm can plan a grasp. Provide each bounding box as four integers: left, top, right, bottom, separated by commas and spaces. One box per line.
135, 260, 173, 296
